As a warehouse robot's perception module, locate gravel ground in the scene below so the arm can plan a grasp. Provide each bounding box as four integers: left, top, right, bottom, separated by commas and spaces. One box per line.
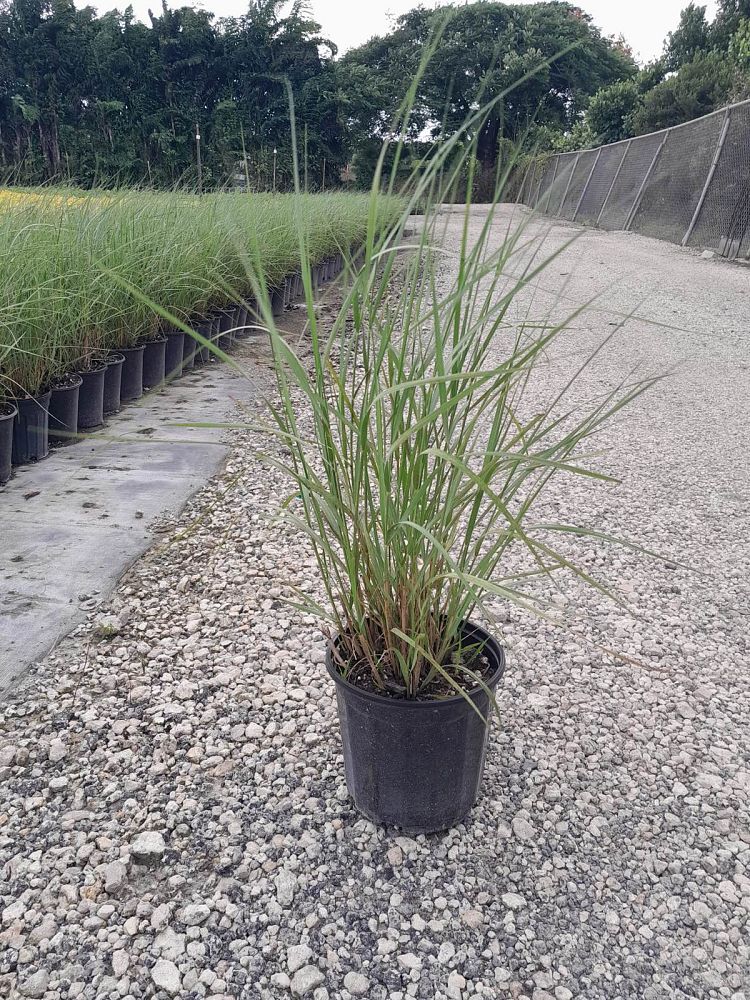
1, 207, 748, 1000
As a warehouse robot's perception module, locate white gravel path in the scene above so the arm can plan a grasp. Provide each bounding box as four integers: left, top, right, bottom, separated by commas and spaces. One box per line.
1, 207, 748, 1000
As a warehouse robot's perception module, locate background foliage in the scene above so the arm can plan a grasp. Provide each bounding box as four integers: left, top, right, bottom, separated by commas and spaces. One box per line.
0, 0, 747, 189
0, 0, 342, 187
580, 1, 750, 147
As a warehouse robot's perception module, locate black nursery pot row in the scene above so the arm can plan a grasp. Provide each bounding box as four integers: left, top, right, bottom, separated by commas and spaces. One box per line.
2, 326, 205, 480
0, 254, 346, 486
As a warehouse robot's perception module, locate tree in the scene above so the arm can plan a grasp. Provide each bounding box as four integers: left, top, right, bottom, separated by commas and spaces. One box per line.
0, 0, 346, 187
219, 0, 343, 189
339, 2, 636, 177
712, 0, 750, 49
730, 17, 750, 69
727, 17, 750, 99
629, 52, 734, 134
586, 79, 641, 143
637, 60, 668, 93
665, 3, 711, 71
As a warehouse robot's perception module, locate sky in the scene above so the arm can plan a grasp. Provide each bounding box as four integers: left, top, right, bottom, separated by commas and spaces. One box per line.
98, 0, 721, 65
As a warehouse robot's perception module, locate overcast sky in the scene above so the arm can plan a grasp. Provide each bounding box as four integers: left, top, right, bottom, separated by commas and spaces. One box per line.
99, 0, 720, 65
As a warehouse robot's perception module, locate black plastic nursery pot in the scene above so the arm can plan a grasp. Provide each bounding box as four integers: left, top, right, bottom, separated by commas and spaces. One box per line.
120, 345, 145, 402
245, 300, 259, 332
0, 403, 17, 484
48, 374, 82, 443
103, 354, 125, 415
142, 336, 167, 389
326, 622, 505, 834
326, 620, 505, 834
232, 305, 246, 337
195, 317, 214, 363
11, 390, 51, 465
271, 287, 285, 315
228, 306, 240, 341
182, 328, 197, 371
164, 330, 185, 381
217, 309, 234, 351
196, 314, 219, 363
236, 305, 248, 337
77, 364, 106, 430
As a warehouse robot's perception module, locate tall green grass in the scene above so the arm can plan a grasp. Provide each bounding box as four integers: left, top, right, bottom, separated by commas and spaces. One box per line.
0, 189, 396, 400
251, 47, 659, 703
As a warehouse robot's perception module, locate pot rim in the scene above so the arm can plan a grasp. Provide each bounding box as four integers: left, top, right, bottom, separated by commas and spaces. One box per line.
120, 344, 145, 355
12, 388, 52, 405
142, 335, 168, 346
325, 618, 505, 710
0, 401, 18, 420
105, 352, 126, 365
77, 363, 107, 376
51, 373, 84, 390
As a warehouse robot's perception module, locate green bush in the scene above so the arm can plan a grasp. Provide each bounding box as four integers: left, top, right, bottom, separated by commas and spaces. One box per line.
629, 53, 734, 135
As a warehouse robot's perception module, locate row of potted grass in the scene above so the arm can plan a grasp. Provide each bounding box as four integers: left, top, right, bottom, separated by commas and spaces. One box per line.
0, 189, 396, 484
0, 260, 343, 478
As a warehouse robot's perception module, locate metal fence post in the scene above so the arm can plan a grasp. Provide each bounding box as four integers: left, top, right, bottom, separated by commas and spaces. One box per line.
529, 163, 538, 207
532, 163, 540, 207
573, 147, 602, 222
558, 152, 581, 218
682, 107, 732, 247
625, 130, 670, 231
533, 162, 544, 208
542, 156, 559, 214
596, 140, 631, 227
522, 159, 539, 206
517, 161, 533, 205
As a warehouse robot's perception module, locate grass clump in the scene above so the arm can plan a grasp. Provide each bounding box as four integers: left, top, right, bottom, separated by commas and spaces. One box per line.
255, 70, 657, 702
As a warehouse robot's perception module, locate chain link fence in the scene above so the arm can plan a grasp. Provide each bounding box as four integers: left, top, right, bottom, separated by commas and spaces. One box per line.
516, 99, 750, 260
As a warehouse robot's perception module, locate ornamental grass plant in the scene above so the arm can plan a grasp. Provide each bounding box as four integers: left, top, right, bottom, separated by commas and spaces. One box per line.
254, 68, 658, 705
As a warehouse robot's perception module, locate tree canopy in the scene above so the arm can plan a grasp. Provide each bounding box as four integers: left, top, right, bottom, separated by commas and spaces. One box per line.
665, 2, 712, 71
581, 1, 750, 147
339, 2, 635, 173
0, 0, 342, 187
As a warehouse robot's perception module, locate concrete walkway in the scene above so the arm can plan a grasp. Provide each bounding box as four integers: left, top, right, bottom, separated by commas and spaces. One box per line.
0, 347, 262, 693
